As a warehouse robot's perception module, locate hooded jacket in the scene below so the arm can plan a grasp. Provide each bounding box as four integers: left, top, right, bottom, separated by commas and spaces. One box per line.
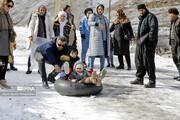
68, 61, 91, 81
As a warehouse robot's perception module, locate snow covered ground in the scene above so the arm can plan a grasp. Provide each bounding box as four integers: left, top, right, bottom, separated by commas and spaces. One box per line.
0, 27, 180, 120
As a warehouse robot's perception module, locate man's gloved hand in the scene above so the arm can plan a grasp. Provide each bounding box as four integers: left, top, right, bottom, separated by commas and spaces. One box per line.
60, 55, 70, 61
81, 34, 85, 39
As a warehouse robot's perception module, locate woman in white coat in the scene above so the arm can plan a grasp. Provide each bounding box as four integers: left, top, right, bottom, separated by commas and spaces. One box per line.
88, 4, 110, 71
26, 5, 54, 74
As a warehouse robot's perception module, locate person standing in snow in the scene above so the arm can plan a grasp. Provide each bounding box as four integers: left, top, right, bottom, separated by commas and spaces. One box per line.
53, 11, 71, 44
88, 4, 110, 72
63, 5, 77, 48
130, 4, 158, 88
168, 8, 180, 81
0, 0, 15, 89
110, 8, 134, 70
34, 36, 69, 89
79, 8, 93, 67
26, 5, 54, 74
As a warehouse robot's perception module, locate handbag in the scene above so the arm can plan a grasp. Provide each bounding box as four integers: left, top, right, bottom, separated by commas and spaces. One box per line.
122, 24, 132, 41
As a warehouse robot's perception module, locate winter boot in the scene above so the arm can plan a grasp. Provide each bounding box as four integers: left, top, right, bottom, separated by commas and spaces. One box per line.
127, 66, 131, 70
130, 77, 144, 85
47, 72, 56, 83
111, 64, 115, 68
106, 64, 110, 67
96, 69, 107, 86
10, 65, 18, 71
0, 80, 11, 89
144, 81, 156, 88
91, 71, 97, 84
63, 62, 70, 74
26, 69, 32, 74
116, 65, 124, 69
83, 61, 87, 68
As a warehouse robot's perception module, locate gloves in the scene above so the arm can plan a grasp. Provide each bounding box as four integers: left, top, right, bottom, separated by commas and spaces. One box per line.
81, 34, 85, 39
60, 55, 70, 61
59, 72, 66, 78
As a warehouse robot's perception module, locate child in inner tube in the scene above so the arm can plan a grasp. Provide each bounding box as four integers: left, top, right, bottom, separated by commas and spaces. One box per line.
58, 47, 80, 79
68, 61, 107, 86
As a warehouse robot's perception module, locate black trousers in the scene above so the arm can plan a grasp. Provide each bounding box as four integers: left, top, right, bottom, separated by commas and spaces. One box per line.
135, 43, 156, 82
34, 52, 61, 82
118, 54, 131, 66
171, 40, 180, 73
0, 56, 8, 80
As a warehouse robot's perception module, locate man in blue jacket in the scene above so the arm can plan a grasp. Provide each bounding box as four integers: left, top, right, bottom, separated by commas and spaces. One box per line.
34, 36, 69, 89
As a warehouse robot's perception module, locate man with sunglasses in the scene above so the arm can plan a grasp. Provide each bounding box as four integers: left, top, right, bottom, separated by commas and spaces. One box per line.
34, 36, 69, 89
0, 0, 15, 89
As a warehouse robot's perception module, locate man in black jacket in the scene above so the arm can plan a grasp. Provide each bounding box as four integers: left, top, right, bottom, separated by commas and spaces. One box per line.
130, 4, 158, 88
34, 36, 69, 89
168, 8, 180, 81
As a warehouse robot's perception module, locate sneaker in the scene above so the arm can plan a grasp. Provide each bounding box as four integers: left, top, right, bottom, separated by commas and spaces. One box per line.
91, 71, 97, 84
0, 80, 11, 89
10, 66, 18, 71
116, 65, 124, 69
26, 69, 32, 74
130, 78, 144, 85
144, 82, 156, 88
63, 62, 70, 74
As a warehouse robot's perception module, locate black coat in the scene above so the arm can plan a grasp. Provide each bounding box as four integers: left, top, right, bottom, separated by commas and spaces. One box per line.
137, 10, 158, 48
53, 20, 71, 43
110, 21, 133, 55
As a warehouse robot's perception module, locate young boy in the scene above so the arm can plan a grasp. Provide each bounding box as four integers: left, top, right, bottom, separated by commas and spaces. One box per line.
68, 61, 107, 86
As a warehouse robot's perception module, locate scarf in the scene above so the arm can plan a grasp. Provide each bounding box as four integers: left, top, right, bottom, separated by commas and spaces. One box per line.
98, 14, 108, 41
59, 20, 67, 37
0, 8, 14, 31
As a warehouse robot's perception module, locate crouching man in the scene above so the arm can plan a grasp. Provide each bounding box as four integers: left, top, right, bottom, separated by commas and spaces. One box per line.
34, 36, 69, 89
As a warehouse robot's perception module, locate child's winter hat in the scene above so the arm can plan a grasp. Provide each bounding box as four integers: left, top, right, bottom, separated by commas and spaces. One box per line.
76, 64, 84, 70
58, 11, 67, 18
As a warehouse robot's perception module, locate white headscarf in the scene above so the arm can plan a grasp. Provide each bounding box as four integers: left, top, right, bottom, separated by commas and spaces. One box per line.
58, 11, 67, 37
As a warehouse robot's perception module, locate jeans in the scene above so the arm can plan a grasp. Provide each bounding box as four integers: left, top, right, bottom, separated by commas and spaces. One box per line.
81, 37, 89, 63
89, 56, 105, 70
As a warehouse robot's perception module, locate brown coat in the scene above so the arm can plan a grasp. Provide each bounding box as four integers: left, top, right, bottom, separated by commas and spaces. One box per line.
0, 8, 15, 56
169, 18, 180, 45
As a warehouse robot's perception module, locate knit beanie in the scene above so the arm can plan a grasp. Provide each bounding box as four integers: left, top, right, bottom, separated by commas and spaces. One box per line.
137, 4, 147, 10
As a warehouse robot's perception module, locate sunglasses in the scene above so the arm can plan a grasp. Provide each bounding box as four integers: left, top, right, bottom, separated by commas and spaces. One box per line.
7, 4, 13, 8
58, 44, 65, 47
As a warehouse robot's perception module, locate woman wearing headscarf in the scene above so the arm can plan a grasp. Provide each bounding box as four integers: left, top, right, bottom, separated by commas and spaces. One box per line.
53, 11, 71, 43
79, 8, 93, 67
110, 8, 134, 70
88, 4, 110, 71
26, 5, 54, 74
0, 0, 15, 89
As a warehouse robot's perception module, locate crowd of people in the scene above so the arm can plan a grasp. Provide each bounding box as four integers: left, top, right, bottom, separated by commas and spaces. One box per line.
0, 0, 180, 89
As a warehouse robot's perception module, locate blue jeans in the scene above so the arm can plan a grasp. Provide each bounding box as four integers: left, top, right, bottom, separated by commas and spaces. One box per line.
81, 38, 89, 63
89, 56, 105, 70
